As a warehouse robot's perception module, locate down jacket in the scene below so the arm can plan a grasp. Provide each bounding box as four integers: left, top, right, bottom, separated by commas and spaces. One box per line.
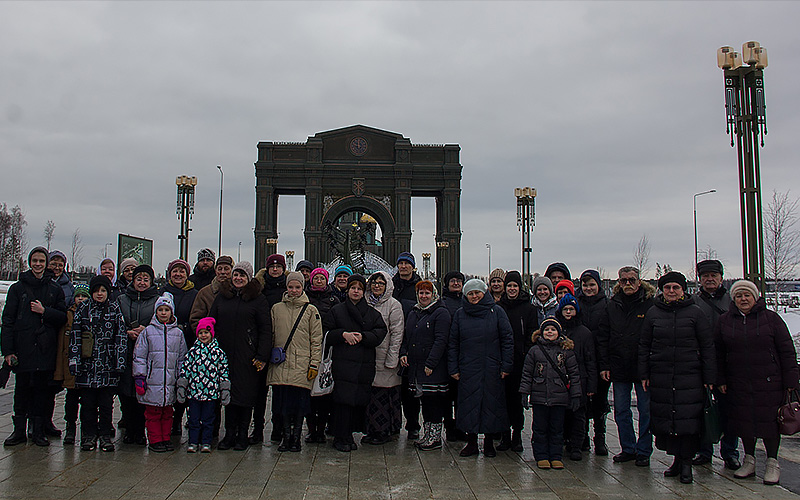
519, 332, 582, 407
68, 299, 128, 389
368, 271, 404, 388
715, 298, 800, 439
639, 295, 715, 437
160, 281, 198, 347
557, 312, 598, 400
267, 292, 323, 390
447, 293, 514, 434
400, 299, 451, 386
118, 284, 159, 397
189, 277, 225, 335
132, 315, 188, 407
179, 338, 229, 401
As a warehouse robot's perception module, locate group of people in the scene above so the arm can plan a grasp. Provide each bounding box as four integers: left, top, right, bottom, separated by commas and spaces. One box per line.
1, 247, 797, 486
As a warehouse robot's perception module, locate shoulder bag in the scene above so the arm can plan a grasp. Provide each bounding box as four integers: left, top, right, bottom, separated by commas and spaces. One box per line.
311, 333, 334, 396
270, 303, 309, 364
778, 388, 800, 435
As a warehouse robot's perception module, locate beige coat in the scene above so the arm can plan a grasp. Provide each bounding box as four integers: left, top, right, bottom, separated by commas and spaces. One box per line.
368, 271, 404, 388
267, 292, 323, 390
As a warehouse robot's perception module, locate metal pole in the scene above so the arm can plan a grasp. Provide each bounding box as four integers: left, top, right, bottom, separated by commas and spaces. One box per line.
486, 243, 491, 277
217, 166, 223, 257
693, 190, 716, 285
238, 241, 242, 262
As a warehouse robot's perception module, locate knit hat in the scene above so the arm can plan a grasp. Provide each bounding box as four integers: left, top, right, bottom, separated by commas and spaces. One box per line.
232, 261, 254, 281
89, 275, 112, 295
539, 317, 563, 336
167, 258, 191, 276
120, 258, 139, 272
132, 264, 155, 283
504, 271, 523, 287
397, 252, 416, 267
489, 268, 506, 282
334, 264, 353, 278
295, 259, 313, 272
49, 250, 67, 262
285, 271, 304, 286
196, 317, 216, 338
310, 267, 329, 282
545, 262, 571, 281
266, 253, 286, 270
463, 278, 488, 295
74, 283, 90, 298
216, 255, 234, 268
197, 248, 216, 263
580, 269, 601, 287
730, 279, 760, 299
555, 279, 575, 296
558, 293, 580, 313
155, 292, 175, 313
347, 274, 367, 290
697, 259, 724, 276
658, 271, 687, 291
532, 276, 554, 295
415, 280, 435, 293
28, 246, 49, 266
444, 270, 465, 284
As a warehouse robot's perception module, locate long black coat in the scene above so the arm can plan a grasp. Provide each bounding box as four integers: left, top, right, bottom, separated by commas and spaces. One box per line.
400, 300, 451, 386
716, 299, 799, 439
210, 279, 272, 407
639, 296, 715, 437
558, 313, 598, 400
498, 291, 537, 377
160, 281, 199, 347
392, 272, 421, 318
327, 298, 387, 406
305, 284, 340, 326
597, 282, 655, 383
0, 270, 66, 373
447, 293, 514, 434
117, 284, 159, 397
578, 292, 608, 335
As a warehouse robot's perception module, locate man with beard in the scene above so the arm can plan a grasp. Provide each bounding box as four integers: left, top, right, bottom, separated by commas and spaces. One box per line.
189, 248, 216, 291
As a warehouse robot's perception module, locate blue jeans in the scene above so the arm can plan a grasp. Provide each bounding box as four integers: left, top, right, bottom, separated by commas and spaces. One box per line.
612, 382, 652, 457
532, 404, 566, 461
187, 399, 217, 445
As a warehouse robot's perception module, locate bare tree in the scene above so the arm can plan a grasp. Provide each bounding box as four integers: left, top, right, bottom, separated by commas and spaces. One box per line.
43, 220, 56, 251
70, 228, 84, 275
0, 203, 27, 279
765, 190, 800, 308
697, 245, 718, 261
632, 234, 651, 278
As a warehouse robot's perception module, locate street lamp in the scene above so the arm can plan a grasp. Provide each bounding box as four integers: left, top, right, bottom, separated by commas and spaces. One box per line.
238, 241, 242, 262
176, 175, 197, 261
104, 242, 113, 259
285, 250, 295, 272
515, 187, 536, 290
694, 190, 716, 286
421, 252, 431, 279
486, 243, 491, 277
217, 166, 223, 258
717, 41, 768, 293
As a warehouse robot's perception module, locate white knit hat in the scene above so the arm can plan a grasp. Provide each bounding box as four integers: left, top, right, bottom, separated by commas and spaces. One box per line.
730, 279, 760, 300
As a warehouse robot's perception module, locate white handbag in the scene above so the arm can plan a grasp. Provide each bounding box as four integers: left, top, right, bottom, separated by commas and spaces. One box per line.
311, 334, 334, 396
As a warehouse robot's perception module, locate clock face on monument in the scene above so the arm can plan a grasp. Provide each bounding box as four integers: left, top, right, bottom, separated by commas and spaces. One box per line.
349, 137, 368, 156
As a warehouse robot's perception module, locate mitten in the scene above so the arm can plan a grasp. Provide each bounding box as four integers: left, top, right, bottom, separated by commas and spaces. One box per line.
220, 380, 231, 406
134, 376, 147, 396
176, 377, 188, 403
520, 394, 530, 409
307, 366, 318, 381
570, 397, 581, 412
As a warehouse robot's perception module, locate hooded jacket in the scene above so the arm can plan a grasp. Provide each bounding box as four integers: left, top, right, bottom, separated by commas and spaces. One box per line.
367, 271, 405, 388
68, 298, 128, 389
132, 314, 188, 407
118, 283, 160, 397
400, 299, 451, 387
267, 291, 323, 390
189, 277, 225, 335
179, 338, 229, 401
392, 270, 422, 318
519, 331, 582, 407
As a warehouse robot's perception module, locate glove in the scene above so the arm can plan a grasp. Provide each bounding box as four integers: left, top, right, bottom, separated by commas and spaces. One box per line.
520, 394, 530, 409
570, 397, 581, 412
176, 377, 188, 403
307, 366, 318, 381
220, 380, 231, 406
134, 376, 147, 396
69, 362, 78, 377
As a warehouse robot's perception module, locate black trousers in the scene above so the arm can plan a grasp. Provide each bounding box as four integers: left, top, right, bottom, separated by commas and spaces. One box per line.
80, 387, 114, 438
306, 394, 332, 434
564, 404, 587, 450
251, 371, 271, 434
13, 371, 53, 419
120, 394, 146, 437
504, 372, 524, 431
332, 403, 363, 444
400, 376, 420, 432
64, 388, 81, 424
421, 393, 447, 423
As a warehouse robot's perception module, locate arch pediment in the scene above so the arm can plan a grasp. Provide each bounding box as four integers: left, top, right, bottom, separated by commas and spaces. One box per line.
310, 125, 408, 163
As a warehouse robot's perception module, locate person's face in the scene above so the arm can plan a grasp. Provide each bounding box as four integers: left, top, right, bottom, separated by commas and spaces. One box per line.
662, 283, 684, 302
535, 284, 551, 302
170, 266, 187, 287
370, 277, 386, 296
133, 273, 151, 292
91, 287, 108, 303
156, 305, 172, 324
48, 257, 65, 277
286, 280, 304, 298
734, 289, 757, 314
561, 305, 577, 320
581, 278, 599, 297
556, 288, 569, 301
618, 271, 641, 295
700, 271, 723, 294
268, 263, 284, 278
448, 277, 463, 293
231, 270, 249, 288
348, 283, 364, 302
197, 330, 213, 344
489, 277, 504, 293
335, 273, 349, 289
299, 268, 311, 281
548, 271, 566, 284
100, 262, 115, 280
417, 288, 433, 307
505, 282, 519, 299
197, 258, 214, 272
29, 252, 48, 277
466, 290, 484, 304
216, 264, 232, 282
122, 265, 135, 282
397, 260, 413, 279
542, 325, 559, 341
312, 273, 328, 288
74, 294, 89, 305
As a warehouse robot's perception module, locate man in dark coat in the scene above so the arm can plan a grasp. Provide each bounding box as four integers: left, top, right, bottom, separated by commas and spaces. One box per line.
189, 248, 216, 291
597, 266, 655, 466
392, 251, 423, 439
1, 247, 67, 446
439, 269, 465, 440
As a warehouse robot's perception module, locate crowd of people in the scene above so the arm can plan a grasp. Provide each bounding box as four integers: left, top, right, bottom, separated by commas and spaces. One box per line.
1, 247, 797, 486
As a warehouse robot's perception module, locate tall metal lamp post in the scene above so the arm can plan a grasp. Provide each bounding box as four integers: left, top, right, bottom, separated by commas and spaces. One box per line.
717, 41, 768, 293
176, 175, 197, 261
217, 166, 223, 258
515, 187, 536, 290
421, 252, 431, 279
693, 189, 716, 285
486, 243, 491, 277
285, 250, 295, 272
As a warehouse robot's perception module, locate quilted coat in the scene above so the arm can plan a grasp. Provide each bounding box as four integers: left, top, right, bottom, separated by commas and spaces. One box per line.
179, 338, 229, 401
68, 299, 128, 389
267, 291, 323, 390
367, 272, 405, 388
519, 332, 582, 407
400, 299, 451, 386
132, 315, 188, 407
117, 284, 159, 397
558, 313, 598, 399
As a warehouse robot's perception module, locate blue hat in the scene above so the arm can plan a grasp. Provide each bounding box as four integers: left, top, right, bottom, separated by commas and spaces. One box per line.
558, 293, 580, 313
397, 252, 416, 267
334, 264, 353, 277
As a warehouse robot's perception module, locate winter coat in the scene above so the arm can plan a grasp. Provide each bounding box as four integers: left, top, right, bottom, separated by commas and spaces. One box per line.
53, 272, 75, 308
532, 295, 558, 326
694, 287, 731, 328
68, 299, 128, 389
305, 283, 340, 326
639, 295, 715, 437
392, 271, 421, 318
596, 281, 656, 383
55, 303, 79, 389
256, 268, 287, 308
160, 281, 199, 347
498, 290, 538, 378
557, 313, 598, 399
179, 338, 229, 401
578, 292, 608, 335
189, 277, 224, 335
209, 278, 272, 407
519, 333, 582, 407
447, 293, 514, 434
189, 265, 215, 292
368, 271, 404, 388
441, 290, 462, 317
715, 298, 800, 439
0, 270, 67, 373
327, 298, 387, 406
400, 299, 451, 386
132, 315, 188, 407
267, 292, 323, 390
117, 284, 159, 397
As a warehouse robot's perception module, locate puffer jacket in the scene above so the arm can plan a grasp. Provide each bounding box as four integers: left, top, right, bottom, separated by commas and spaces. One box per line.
117, 284, 159, 397
189, 277, 224, 334
367, 271, 404, 388
53, 272, 75, 308
519, 332, 582, 407
532, 295, 558, 326
179, 338, 229, 401
400, 299, 451, 386
132, 315, 188, 407
268, 292, 323, 390
557, 312, 598, 400
68, 298, 128, 389
160, 280, 198, 347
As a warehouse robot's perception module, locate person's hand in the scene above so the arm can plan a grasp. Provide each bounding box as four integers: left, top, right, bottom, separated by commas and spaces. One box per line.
451, 373, 460, 381
307, 367, 318, 380
704, 384, 714, 390
399, 356, 409, 367
134, 376, 147, 396
501, 372, 509, 379
520, 394, 530, 409
424, 367, 433, 376
4, 354, 18, 367
343, 332, 360, 345
600, 370, 610, 382
641, 379, 649, 391
718, 384, 727, 394
570, 398, 581, 412
253, 359, 266, 372
220, 380, 231, 405
30, 300, 44, 314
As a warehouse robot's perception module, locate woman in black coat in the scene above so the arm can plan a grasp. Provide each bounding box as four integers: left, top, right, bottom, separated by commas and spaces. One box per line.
716, 280, 799, 485
209, 261, 272, 451
326, 274, 387, 452
399, 280, 451, 450
639, 272, 715, 484
448, 279, 514, 458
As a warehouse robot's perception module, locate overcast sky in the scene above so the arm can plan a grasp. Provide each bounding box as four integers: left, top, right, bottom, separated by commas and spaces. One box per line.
2, 1, 799, 280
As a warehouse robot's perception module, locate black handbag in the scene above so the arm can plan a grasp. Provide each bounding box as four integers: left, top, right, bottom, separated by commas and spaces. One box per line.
778, 388, 800, 436
701, 387, 723, 445
270, 303, 309, 364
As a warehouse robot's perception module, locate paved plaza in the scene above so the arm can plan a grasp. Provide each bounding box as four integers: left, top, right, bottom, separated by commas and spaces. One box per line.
1, 386, 800, 500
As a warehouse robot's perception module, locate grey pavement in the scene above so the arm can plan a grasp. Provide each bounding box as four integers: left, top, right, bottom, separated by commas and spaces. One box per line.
1, 379, 799, 500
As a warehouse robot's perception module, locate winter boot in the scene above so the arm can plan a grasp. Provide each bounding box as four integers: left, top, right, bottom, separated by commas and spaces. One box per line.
415, 422, 432, 448
483, 436, 497, 458
289, 418, 302, 452
217, 410, 238, 451
510, 428, 524, 452
63, 422, 77, 445
734, 454, 756, 479
496, 430, 512, 451
234, 411, 250, 451
593, 415, 609, 456
418, 423, 442, 451
459, 434, 479, 457
31, 417, 50, 447
679, 460, 693, 484
764, 458, 780, 485
4, 416, 28, 446
664, 457, 680, 477
277, 419, 293, 452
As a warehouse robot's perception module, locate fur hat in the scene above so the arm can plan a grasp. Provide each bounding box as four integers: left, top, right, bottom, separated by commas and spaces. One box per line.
216, 255, 234, 268
697, 259, 723, 276
555, 279, 575, 296
463, 278, 488, 295
266, 253, 286, 270
74, 283, 90, 298
545, 262, 571, 281
532, 276, 554, 296
132, 264, 155, 283
347, 274, 367, 290
658, 271, 687, 291
233, 261, 254, 281
197, 248, 216, 263
397, 252, 416, 267
89, 275, 112, 296
196, 317, 216, 338
295, 259, 313, 272
489, 268, 506, 282
154, 292, 175, 313
558, 293, 580, 313
334, 264, 353, 278
167, 258, 191, 276
120, 258, 139, 273
730, 279, 760, 300
285, 271, 304, 286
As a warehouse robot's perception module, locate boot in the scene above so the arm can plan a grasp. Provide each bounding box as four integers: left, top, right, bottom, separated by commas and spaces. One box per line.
289, 418, 302, 452
593, 416, 608, 456
679, 460, 693, 484
763, 458, 780, 485
44, 420, 62, 438
63, 422, 77, 445
483, 436, 497, 458
31, 417, 50, 447
415, 422, 432, 448
277, 420, 292, 452
734, 454, 756, 479
510, 428, 523, 452
664, 456, 680, 477
217, 408, 238, 451
496, 430, 512, 451
249, 425, 265, 445
418, 423, 442, 451
459, 434, 479, 457
234, 411, 250, 451
4, 416, 28, 446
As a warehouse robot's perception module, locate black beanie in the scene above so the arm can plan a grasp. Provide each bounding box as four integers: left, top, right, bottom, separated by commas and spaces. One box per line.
132, 264, 155, 283
347, 274, 367, 291
89, 275, 113, 295
504, 271, 523, 287
658, 271, 687, 291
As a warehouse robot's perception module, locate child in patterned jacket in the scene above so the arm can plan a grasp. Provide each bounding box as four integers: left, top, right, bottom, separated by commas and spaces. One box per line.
176, 317, 230, 453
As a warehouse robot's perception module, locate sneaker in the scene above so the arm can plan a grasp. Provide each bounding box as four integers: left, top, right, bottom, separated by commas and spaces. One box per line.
200, 444, 212, 453
164, 440, 175, 452
80, 436, 97, 451
99, 436, 115, 452
187, 443, 198, 453
148, 442, 167, 453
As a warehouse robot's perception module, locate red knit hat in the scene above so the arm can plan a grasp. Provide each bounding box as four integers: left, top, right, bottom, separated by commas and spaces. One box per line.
555, 279, 575, 296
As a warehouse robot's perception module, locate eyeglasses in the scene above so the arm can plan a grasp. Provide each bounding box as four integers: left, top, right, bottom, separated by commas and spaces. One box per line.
618, 278, 638, 284
372, 282, 386, 287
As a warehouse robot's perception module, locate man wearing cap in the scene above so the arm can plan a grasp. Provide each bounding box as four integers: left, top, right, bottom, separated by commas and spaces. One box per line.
190, 256, 234, 334
691, 259, 740, 470
190, 249, 217, 291
295, 259, 314, 283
